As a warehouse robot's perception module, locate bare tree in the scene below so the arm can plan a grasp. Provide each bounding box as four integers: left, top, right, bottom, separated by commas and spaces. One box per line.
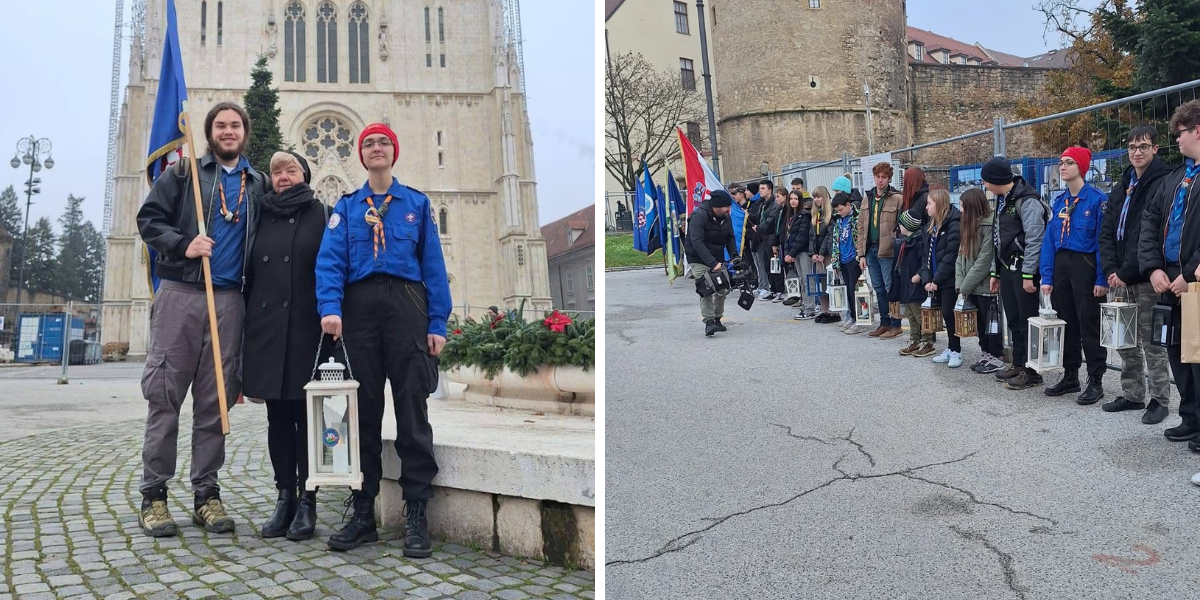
605, 51, 708, 194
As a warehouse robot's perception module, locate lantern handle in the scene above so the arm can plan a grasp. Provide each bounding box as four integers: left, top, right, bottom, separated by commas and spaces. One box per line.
1039, 290, 1053, 311
310, 333, 356, 383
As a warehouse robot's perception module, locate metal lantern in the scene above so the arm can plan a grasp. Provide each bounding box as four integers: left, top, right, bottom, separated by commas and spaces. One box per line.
985, 298, 1002, 336
770, 256, 782, 274
828, 266, 848, 312
784, 273, 803, 300
806, 270, 826, 298
953, 295, 978, 338
1026, 292, 1066, 373
304, 357, 363, 490
1100, 290, 1138, 350
854, 276, 875, 325
1151, 301, 1179, 347
921, 292, 944, 333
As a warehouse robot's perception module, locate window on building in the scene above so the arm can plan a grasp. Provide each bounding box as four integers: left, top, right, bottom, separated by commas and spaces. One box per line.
302, 115, 354, 161
914, 45, 923, 61
438, 208, 448, 234
348, 3, 370, 83
809, 0, 820, 7
437, 131, 443, 147
425, 7, 431, 42
686, 121, 701, 149
438, 151, 444, 167
566, 271, 574, 294
586, 266, 594, 291
217, 1, 223, 46
201, 1, 207, 46
680, 58, 695, 91
438, 7, 445, 42
441, 53, 446, 67
316, 2, 338, 83
427, 53, 432, 67
284, 2, 306, 82
674, 2, 689, 35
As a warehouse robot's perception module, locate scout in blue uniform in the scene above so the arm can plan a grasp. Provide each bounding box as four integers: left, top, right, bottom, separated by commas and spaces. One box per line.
1040, 146, 1109, 404
315, 123, 452, 555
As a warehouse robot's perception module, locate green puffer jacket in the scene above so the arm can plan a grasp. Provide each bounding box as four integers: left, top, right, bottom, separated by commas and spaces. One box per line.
955, 212, 995, 297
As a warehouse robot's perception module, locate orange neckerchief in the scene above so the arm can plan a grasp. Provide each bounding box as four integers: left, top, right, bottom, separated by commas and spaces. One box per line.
364, 195, 393, 260
219, 170, 247, 223
1058, 194, 1081, 245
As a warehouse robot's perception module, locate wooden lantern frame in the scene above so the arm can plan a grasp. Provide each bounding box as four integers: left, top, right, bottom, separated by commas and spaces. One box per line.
953, 295, 979, 339
305, 358, 363, 491
854, 277, 874, 325
1026, 292, 1066, 373
1100, 293, 1138, 350
920, 293, 944, 333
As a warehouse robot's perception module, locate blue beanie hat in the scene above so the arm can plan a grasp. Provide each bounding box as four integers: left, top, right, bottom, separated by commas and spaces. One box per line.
831, 176, 853, 193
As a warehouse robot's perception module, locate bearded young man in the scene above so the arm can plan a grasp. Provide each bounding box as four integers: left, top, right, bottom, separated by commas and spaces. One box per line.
136, 102, 268, 537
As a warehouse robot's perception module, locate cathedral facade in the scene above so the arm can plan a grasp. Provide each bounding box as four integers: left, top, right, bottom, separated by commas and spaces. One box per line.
102, 0, 552, 357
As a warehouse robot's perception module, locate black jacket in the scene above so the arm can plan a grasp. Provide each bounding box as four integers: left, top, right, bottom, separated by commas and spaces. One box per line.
137, 154, 268, 288
993, 175, 1048, 276
919, 206, 962, 290
783, 210, 811, 259
809, 207, 832, 257
849, 188, 863, 208
907, 181, 929, 213
685, 200, 738, 269
889, 232, 927, 304
242, 188, 331, 400
746, 197, 765, 251
1139, 160, 1200, 286
759, 199, 784, 249
1101, 156, 1173, 286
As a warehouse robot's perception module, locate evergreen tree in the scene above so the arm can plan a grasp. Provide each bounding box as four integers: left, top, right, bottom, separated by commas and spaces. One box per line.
20, 217, 58, 294
243, 55, 284, 173
54, 195, 89, 298
1103, 0, 1200, 92
80, 222, 106, 302
0, 185, 23, 286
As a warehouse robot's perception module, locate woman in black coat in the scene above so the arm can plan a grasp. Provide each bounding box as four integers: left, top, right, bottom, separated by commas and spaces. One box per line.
918, 189, 962, 365
242, 151, 330, 540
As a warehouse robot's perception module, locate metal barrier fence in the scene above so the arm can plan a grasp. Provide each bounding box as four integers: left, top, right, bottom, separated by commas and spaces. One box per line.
604, 191, 636, 232
0, 302, 104, 383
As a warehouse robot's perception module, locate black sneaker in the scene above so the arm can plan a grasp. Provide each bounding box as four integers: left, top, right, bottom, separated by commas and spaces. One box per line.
1005, 370, 1044, 390
1143, 400, 1169, 425
1165, 423, 1200, 442
978, 360, 1005, 375
969, 358, 988, 373
782, 297, 800, 306
1102, 396, 1146, 413
994, 366, 1023, 382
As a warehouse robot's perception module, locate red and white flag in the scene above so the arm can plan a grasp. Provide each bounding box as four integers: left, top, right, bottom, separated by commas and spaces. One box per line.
677, 127, 725, 215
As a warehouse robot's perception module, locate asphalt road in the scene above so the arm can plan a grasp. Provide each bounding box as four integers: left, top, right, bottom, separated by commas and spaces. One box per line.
605, 269, 1200, 600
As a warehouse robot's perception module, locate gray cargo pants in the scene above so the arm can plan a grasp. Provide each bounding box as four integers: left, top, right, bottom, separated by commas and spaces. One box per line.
691, 263, 728, 320
1116, 282, 1172, 406
140, 280, 244, 498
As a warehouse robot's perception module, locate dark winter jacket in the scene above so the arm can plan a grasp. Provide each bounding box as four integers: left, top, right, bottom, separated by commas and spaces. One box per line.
759, 199, 784, 249
1100, 155, 1173, 286
685, 200, 738, 269
242, 185, 332, 400
809, 205, 833, 258
783, 210, 812, 260
992, 175, 1048, 278
907, 181, 930, 213
137, 154, 268, 288
746, 196, 765, 252
919, 206, 962, 290
889, 231, 927, 304
1139, 160, 1200, 286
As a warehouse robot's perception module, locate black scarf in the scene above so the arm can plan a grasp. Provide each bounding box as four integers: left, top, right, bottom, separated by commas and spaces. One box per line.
261, 182, 317, 217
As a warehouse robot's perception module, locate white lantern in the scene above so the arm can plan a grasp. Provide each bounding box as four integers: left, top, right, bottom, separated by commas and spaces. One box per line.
854, 276, 875, 325
1026, 292, 1066, 373
1100, 290, 1138, 350
827, 265, 848, 312
305, 357, 363, 490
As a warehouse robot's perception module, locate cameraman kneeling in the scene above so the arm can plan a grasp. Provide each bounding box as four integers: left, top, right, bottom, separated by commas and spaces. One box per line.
686, 190, 739, 336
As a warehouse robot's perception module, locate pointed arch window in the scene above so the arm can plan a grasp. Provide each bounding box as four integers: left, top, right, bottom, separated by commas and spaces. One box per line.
284, 2, 306, 82
424, 7, 432, 67
201, 1, 207, 46
316, 2, 339, 83
438, 208, 449, 235
348, 3, 370, 84
217, 1, 224, 46
438, 7, 446, 67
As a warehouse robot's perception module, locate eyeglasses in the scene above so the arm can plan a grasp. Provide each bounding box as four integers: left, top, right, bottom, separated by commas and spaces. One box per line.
362, 138, 394, 149
1174, 127, 1197, 140
1127, 143, 1155, 154
1058, 159, 1077, 167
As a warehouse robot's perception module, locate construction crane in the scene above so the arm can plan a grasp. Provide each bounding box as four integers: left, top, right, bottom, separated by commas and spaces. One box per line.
502, 0, 526, 94
102, 0, 124, 237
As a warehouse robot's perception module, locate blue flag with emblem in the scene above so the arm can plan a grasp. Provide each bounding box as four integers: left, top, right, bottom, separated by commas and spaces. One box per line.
142, 0, 190, 299
665, 171, 685, 264
633, 161, 662, 255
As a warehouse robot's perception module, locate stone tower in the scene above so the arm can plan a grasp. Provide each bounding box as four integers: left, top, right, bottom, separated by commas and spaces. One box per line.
712, 0, 910, 179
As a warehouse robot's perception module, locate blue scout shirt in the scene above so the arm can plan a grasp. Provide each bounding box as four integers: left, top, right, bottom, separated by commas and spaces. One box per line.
209, 156, 249, 289
1165, 159, 1200, 262
315, 178, 452, 337
1040, 182, 1106, 287
835, 212, 857, 264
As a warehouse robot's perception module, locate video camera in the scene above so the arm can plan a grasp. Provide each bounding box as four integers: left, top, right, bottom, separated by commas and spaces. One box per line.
693, 257, 757, 311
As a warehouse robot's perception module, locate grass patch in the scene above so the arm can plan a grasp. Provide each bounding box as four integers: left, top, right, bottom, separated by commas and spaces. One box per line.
605, 233, 665, 268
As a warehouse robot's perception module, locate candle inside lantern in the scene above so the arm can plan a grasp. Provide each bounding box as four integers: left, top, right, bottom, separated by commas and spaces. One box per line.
319, 395, 351, 474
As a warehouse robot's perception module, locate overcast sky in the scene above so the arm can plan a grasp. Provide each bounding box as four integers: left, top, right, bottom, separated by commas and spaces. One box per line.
907, 0, 1101, 57
0, 0, 595, 232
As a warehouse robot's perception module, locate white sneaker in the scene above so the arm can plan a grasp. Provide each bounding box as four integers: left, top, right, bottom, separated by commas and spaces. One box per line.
932, 348, 953, 363
846, 324, 871, 335
840, 319, 854, 331
948, 351, 963, 368
1192, 471, 1200, 486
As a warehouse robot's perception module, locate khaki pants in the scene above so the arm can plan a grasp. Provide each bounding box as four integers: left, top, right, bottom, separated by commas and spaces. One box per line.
691, 263, 728, 320
1116, 282, 1172, 405
904, 302, 934, 344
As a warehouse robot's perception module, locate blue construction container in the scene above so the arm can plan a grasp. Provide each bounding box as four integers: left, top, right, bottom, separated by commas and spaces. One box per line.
15, 313, 85, 363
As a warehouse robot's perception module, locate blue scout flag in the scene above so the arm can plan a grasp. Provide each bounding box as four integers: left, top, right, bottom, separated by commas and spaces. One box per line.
634, 161, 662, 255
665, 171, 685, 264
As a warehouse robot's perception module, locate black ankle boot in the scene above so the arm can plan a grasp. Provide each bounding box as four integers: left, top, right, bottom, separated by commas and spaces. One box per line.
1044, 371, 1081, 397
286, 489, 318, 541
1076, 376, 1105, 405
403, 499, 432, 558
713, 317, 727, 332
260, 488, 296, 538
327, 493, 377, 551
704, 319, 718, 336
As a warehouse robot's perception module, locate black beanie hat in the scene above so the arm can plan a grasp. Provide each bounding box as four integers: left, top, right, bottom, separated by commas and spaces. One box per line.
981, 156, 1013, 185
287, 151, 313, 184
709, 190, 733, 208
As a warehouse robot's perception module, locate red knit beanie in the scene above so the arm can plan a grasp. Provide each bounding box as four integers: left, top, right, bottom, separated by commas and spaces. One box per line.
1060, 146, 1091, 179
358, 123, 399, 168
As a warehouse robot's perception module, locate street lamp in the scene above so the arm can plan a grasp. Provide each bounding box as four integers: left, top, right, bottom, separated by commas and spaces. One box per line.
10, 135, 54, 307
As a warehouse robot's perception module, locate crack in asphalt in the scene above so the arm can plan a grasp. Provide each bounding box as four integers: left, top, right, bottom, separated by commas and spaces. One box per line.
950, 525, 1029, 600
899, 472, 1057, 526
835, 427, 876, 467
769, 423, 831, 445
606, 450, 979, 568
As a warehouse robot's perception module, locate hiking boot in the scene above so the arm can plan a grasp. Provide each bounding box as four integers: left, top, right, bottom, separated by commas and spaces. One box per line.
1044, 371, 1081, 397
868, 325, 889, 338
403, 499, 433, 559
1143, 399, 1169, 425
1005, 369, 1044, 390
1076, 376, 1104, 405
328, 492, 378, 551
287, 490, 318, 541
260, 488, 297, 538
1165, 422, 1200, 442
880, 326, 903, 339
899, 341, 921, 356
1102, 396, 1146, 413
713, 317, 727, 332
911, 342, 937, 358
995, 366, 1023, 382
139, 491, 178, 538
193, 495, 235, 534
704, 319, 718, 337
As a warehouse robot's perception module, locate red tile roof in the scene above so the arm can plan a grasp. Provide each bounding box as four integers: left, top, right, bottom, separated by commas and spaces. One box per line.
541, 205, 595, 260
605, 0, 626, 21
906, 26, 1066, 69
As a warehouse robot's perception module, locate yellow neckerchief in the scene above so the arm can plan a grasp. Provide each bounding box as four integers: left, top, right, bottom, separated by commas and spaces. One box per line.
219, 170, 247, 223
872, 188, 886, 230
364, 195, 393, 260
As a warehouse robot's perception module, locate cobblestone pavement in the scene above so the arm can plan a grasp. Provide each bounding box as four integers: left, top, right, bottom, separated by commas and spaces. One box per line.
0, 409, 595, 600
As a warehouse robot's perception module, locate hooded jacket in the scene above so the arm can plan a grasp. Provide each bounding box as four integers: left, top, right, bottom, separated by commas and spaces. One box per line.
783, 208, 812, 260
955, 212, 996, 297
1100, 155, 1173, 286
857, 184, 904, 258
919, 206, 962, 290
1139, 159, 1200, 287
992, 175, 1048, 279
685, 200, 738, 269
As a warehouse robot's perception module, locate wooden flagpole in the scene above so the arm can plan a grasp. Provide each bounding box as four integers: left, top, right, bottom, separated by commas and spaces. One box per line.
180, 100, 230, 435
